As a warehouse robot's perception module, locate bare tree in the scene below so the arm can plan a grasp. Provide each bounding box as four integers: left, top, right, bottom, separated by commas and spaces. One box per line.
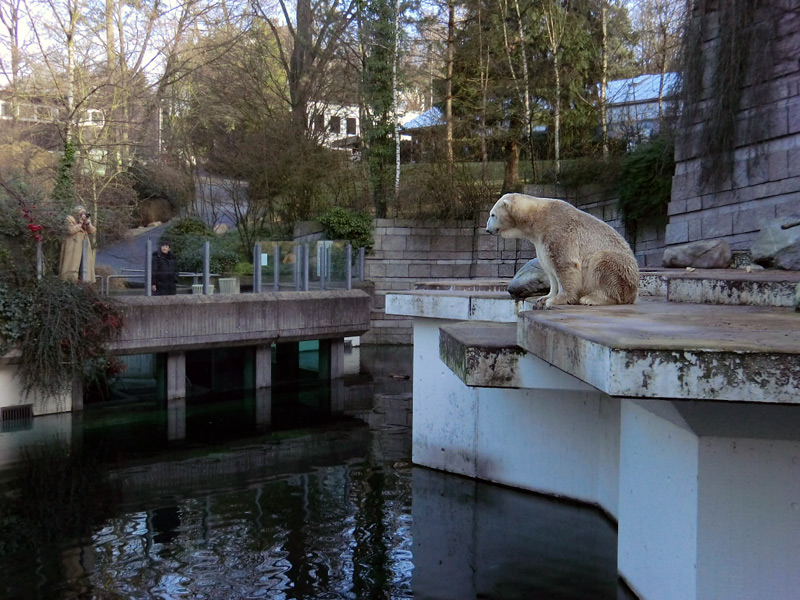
541, 0, 566, 179
630, 0, 684, 118
250, 0, 359, 135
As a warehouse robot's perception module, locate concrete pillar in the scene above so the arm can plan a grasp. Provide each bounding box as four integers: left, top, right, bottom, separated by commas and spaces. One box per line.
318, 338, 345, 380
255, 387, 272, 427
162, 351, 186, 400
167, 397, 186, 440
618, 399, 800, 600
255, 344, 272, 388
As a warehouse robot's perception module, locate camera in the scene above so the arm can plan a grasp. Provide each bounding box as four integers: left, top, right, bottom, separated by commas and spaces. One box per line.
84, 212, 91, 217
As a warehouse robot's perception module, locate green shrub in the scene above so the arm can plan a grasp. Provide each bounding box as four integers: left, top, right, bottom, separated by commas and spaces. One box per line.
318, 207, 374, 252
163, 219, 245, 274
0, 278, 124, 400
618, 136, 675, 243
233, 261, 254, 276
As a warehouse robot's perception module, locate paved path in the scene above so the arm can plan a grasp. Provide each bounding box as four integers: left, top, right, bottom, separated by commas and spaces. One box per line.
96, 222, 170, 274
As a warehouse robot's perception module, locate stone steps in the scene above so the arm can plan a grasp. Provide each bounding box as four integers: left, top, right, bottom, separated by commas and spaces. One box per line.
416, 269, 800, 309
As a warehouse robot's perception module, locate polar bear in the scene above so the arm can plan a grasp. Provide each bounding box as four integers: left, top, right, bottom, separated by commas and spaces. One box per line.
486, 193, 639, 308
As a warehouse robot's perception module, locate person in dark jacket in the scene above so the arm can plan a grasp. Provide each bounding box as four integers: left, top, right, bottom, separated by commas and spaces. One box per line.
152, 238, 178, 295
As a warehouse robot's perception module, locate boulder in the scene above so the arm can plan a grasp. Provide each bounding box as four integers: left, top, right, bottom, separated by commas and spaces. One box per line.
751, 216, 800, 270
507, 258, 549, 299
662, 239, 732, 269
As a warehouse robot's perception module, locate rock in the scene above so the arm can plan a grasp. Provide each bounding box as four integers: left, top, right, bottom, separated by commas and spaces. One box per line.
507, 258, 549, 299
662, 239, 732, 269
751, 215, 800, 270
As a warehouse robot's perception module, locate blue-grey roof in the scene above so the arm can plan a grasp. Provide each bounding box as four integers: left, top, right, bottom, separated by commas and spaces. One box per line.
402, 107, 444, 130
606, 73, 679, 105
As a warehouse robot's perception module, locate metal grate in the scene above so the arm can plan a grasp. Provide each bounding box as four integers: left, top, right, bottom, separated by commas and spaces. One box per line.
1, 404, 34, 430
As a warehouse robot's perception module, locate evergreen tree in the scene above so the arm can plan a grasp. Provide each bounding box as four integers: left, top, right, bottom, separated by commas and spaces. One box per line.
359, 0, 397, 217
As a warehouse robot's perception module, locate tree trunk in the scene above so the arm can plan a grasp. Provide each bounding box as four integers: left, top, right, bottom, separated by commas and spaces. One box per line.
503, 140, 520, 193
600, 0, 609, 157
290, 0, 312, 132
445, 0, 454, 168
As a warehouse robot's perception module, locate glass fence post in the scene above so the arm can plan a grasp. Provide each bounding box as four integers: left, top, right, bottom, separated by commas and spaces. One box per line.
346, 245, 352, 290
145, 237, 153, 296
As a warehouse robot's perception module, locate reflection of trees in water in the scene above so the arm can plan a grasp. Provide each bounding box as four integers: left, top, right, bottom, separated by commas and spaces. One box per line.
0, 439, 121, 599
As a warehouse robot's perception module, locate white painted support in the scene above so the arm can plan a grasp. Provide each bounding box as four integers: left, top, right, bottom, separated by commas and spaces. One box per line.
329, 338, 345, 379
618, 399, 800, 600
413, 318, 620, 512
166, 351, 186, 400
255, 344, 272, 388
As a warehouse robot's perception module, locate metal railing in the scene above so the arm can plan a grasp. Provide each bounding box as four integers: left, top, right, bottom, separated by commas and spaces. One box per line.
102, 239, 366, 296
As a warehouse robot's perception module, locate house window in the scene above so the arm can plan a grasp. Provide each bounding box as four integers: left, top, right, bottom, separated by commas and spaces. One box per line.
346, 117, 356, 135
329, 116, 341, 134
313, 114, 325, 131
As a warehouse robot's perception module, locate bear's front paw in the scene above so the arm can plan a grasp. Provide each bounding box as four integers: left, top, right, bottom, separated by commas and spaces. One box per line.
533, 296, 550, 310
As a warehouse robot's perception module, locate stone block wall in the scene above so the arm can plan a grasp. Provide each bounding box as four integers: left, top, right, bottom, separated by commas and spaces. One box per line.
360, 218, 535, 344
667, 3, 800, 252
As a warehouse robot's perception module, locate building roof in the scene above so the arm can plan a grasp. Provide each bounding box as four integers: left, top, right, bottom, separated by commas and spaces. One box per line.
401, 107, 444, 131
606, 73, 679, 106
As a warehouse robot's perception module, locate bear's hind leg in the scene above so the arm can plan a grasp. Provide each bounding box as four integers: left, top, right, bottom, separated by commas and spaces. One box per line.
544, 260, 582, 307
584, 252, 639, 305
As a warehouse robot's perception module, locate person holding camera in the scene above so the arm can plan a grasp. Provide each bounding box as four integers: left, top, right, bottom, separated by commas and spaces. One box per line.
151, 238, 178, 295
59, 205, 96, 282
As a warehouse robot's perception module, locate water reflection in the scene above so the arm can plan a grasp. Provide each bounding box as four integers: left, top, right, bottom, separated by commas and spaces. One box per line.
0, 345, 625, 600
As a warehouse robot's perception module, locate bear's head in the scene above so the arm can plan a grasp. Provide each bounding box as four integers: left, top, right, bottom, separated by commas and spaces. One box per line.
486, 194, 522, 239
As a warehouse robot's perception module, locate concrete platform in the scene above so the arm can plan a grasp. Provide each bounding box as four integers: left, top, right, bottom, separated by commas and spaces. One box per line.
387, 270, 800, 600
519, 298, 800, 403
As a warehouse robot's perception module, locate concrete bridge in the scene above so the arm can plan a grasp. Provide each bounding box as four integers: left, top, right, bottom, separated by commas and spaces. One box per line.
0, 289, 371, 413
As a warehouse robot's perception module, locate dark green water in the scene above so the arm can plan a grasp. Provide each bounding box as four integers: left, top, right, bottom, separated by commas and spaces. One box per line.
0, 346, 626, 600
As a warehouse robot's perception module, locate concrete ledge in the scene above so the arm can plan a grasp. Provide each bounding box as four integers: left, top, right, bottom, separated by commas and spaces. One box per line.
439, 321, 595, 392
439, 322, 523, 387
642, 268, 800, 306
518, 299, 800, 403
386, 289, 534, 323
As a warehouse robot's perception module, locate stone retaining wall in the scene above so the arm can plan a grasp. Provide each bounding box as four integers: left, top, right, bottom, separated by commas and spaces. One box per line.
361, 218, 535, 344
668, 3, 800, 252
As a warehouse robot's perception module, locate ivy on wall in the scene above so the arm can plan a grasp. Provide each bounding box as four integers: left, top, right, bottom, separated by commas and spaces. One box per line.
680, 0, 779, 184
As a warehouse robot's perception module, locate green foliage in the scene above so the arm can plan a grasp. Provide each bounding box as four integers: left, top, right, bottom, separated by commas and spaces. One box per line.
359, 0, 397, 217
0, 181, 64, 280
163, 218, 244, 274
0, 278, 124, 400
51, 139, 77, 208
618, 136, 675, 243
318, 207, 374, 251
233, 261, 254, 276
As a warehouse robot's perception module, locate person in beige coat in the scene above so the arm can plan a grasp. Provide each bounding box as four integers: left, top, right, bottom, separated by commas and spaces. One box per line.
59, 205, 96, 282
